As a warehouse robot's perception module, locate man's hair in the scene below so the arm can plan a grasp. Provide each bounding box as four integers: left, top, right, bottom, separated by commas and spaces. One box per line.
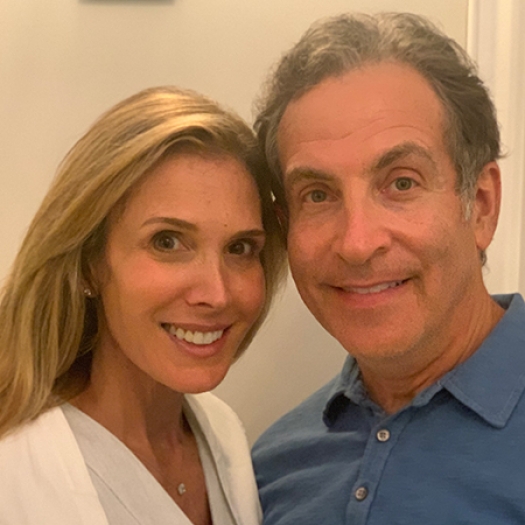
255, 12, 500, 212
0, 86, 286, 438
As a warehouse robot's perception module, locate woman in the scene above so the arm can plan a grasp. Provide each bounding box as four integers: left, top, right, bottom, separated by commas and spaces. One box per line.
0, 86, 286, 525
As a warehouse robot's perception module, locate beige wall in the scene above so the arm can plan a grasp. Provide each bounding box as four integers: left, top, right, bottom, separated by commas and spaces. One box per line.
1, 0, 468, 443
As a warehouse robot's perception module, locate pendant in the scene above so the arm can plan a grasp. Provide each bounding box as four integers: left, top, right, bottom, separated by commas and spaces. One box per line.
177, 483, 187, 496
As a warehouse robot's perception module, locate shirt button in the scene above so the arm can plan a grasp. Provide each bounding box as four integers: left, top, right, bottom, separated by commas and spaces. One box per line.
376, 429, 390, 442
355, 486, 368, 501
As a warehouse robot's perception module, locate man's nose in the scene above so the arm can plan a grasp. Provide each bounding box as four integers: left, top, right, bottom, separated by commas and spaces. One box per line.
333, 198, 391, 265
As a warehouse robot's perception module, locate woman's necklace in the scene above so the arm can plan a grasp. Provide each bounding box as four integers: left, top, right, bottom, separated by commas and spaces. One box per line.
176, 412, 194, 496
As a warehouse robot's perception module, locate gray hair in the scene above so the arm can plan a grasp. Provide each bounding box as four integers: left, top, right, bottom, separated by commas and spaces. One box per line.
255, 12, 500, 214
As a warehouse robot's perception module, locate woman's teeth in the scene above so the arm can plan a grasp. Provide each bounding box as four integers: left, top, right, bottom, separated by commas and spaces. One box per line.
164, 325, 224, 345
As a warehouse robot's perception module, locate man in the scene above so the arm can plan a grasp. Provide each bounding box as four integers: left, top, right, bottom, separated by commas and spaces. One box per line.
252, 13, 525, 524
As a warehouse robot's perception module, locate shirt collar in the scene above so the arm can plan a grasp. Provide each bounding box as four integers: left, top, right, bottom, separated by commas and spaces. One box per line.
440, 293, 525, 428
324, 294, 525, 428
323, 356, 364, 426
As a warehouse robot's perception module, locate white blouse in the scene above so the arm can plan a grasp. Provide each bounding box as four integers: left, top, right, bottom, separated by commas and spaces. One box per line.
0, 393, 261, 525
62, 401, 235, 525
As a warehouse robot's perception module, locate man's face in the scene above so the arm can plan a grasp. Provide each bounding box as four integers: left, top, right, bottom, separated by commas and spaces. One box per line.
278, 62, 496, 366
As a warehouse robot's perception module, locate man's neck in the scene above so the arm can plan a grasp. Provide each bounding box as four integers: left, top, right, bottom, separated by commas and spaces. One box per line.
357, 296, 505, 415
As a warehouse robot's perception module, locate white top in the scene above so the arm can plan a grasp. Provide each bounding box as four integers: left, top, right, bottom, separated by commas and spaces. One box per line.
62, 401, 235, 525
0, 393, 261, 525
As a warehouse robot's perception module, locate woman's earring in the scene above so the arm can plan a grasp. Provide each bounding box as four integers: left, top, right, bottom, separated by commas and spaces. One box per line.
83, 287, 93, 298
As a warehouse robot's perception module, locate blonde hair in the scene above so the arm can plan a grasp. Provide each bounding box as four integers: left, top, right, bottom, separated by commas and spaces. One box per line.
0, 86, 286, 437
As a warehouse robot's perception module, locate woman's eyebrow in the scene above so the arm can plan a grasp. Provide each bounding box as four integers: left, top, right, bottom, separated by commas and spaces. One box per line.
141, 217, 198, 231
231, 229, 266, 239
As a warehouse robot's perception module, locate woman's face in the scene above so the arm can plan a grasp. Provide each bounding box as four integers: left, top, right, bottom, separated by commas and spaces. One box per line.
93, 152, 266, 394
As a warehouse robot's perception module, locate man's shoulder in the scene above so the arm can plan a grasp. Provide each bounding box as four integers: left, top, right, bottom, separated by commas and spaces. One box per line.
251, 373, 355, 524
252, 375, 339, 455
492, 293, 525, 333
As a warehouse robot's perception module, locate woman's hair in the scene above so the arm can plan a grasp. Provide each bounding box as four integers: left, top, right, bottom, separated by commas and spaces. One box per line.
0, 86, 286, 437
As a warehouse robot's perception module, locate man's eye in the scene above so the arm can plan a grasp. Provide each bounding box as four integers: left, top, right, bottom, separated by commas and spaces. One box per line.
393, 177, 414, 191
306, 189, 328, 203
152, 231, 181, 252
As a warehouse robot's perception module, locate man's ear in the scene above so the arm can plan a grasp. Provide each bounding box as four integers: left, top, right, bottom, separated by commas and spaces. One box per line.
471, 161, 501, 252
274, 201, 289, 235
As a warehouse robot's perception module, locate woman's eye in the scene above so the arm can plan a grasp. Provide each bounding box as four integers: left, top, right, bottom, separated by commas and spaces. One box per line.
228, 240, 257, 256
152, 231, 181, 252
393, 177, 415, 191
305, 189, 328, 203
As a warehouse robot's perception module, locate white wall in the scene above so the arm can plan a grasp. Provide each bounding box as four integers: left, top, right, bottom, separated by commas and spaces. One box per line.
1, 0, 469, 443
468, 0, 525, 298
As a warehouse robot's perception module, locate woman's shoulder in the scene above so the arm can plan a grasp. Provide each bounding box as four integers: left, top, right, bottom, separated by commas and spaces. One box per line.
186, 392, 245, 434
0, 405, 83, 483
0, 406, 109, 524
0, 406, 68, 452
185, 394, 262, 525
185, 392, 253, 460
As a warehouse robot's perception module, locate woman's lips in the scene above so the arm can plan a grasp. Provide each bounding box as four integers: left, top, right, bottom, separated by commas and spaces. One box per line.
161, 323, 226, 345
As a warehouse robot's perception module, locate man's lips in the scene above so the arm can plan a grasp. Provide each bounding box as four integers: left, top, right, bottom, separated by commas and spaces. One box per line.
160, 324, 227, 345
336, 279, 409, 295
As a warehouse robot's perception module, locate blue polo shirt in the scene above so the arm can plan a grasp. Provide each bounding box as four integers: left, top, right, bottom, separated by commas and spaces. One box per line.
252, 294, 525, 524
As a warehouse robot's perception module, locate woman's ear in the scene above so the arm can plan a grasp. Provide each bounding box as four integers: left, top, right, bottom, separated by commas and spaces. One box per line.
471, 161, 501, 252
82, 285, 95, 298
81, 253, 107, 300
81, 273, 100, 298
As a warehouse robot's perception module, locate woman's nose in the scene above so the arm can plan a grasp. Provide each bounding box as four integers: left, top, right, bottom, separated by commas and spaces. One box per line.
184, 256, 231, 309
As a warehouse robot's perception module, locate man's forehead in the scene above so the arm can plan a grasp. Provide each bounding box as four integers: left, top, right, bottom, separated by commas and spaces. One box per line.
277, 62, 448, 173
278, 62, 445, 138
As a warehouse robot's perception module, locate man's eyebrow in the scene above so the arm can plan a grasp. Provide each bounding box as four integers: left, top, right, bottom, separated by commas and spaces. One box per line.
372, 142, 437, 172
284, 167, 334, 187
284, 143, 436, 185
141, 217, 198, 231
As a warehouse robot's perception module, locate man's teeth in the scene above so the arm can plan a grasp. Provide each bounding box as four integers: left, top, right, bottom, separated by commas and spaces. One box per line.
166, 325, 224, 345
346, 281, 403, 294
